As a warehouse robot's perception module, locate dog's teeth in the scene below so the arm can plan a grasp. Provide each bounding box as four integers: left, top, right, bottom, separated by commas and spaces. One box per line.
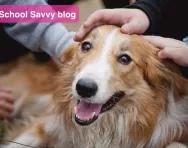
86, 112, 96, 121
92, 112, 96, 117
76, 112, 96, 122
76, 114, 79, 119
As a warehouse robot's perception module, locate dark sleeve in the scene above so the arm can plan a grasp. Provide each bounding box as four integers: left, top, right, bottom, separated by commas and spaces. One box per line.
126, 0, 171, 34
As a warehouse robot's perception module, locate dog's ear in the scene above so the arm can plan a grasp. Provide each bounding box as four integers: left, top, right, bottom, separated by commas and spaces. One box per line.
143, 55, 188, 93
60, 43, 79, 63
132, 35, 168, 87
143, 55, 169, 87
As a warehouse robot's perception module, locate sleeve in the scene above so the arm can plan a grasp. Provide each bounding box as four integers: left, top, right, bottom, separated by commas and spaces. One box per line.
0, 0, 75, 59
126, 0, 171, 33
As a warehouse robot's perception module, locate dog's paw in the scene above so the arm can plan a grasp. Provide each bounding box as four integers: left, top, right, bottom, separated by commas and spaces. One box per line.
166, 142, 188, 148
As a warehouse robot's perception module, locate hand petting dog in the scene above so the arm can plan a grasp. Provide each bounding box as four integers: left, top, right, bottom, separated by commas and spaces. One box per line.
143, 36, 188, 67
74, 9, 188, 68
74, 9, 149, 41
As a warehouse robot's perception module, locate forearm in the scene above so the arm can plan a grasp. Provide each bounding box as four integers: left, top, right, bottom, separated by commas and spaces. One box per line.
126, 0, 171, 33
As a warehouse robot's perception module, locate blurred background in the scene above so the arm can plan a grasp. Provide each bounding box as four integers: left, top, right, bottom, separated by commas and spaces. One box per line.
65, 0, 104, 32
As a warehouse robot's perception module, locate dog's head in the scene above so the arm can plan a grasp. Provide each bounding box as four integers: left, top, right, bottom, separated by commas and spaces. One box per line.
56, 25, 187, 129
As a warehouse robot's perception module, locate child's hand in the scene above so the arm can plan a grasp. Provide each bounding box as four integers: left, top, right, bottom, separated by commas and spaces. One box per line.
74, 8, 149, 41
0, 88, 14, 119
143, 36, 188, 67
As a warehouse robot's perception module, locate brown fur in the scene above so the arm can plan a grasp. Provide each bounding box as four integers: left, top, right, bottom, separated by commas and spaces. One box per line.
0, 54, 58, 140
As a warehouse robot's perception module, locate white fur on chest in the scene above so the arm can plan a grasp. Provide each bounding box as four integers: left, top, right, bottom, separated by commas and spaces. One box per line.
148, 89, 188, 148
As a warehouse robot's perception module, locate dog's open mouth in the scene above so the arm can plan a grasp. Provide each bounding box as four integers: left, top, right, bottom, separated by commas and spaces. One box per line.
74, 91, 125, 126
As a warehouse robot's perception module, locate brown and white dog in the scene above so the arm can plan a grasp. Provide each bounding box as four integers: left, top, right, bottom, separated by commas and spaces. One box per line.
2, 25, 188, 148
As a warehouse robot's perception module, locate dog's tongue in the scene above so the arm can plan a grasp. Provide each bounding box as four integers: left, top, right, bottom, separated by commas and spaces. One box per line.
76, 100, 102, 120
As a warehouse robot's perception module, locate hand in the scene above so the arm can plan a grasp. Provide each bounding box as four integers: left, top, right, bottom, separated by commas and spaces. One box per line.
143, 36, 188, 67
74, 8, 149, 41
0, 88, 14, 120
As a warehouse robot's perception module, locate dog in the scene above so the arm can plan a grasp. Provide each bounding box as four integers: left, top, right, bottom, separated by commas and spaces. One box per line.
2, 25, 188, 148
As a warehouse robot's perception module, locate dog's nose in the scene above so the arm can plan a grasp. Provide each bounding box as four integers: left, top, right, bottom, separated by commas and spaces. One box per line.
76, 79, 98, 98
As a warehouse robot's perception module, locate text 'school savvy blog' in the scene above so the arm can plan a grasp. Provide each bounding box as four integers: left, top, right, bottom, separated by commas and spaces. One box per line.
0, 5, 79, 22
0, 11, 76, 20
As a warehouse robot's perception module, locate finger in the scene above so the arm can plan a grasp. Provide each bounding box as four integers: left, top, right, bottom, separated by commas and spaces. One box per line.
0, 110, 9, 119
0, 91, 14, 103
74, 9, 125, 41
0, 100, 14, 112
121, 20, 144, 35
83, 10, 105, 28
158, 47, 184, 65
141, 36, 167, 49
142, 36, 188, 49
0, 88, 12, 93
74, 25, 93, 41
74, 25, 93, 42
74, 10, 106, 41
83, 9, 121, 28
74, 22, 105, 42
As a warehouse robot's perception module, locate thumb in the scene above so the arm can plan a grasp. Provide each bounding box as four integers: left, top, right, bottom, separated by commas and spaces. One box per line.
120, 20, 143, 34
158, 47, 179, 61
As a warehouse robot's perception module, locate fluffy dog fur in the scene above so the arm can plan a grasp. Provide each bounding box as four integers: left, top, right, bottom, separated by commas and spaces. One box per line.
2, 25, 188, 148
0, 54, 58, 140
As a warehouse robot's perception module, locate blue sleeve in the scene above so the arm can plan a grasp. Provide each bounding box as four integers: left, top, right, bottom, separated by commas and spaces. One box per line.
0, 0, 75, 59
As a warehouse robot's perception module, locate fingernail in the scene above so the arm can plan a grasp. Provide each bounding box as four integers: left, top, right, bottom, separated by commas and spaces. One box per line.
158, 51, 164, 58
124, 26, 130, 34
120, 28, 128, 34
83, 23, 87, 27
83, 22, 89, 28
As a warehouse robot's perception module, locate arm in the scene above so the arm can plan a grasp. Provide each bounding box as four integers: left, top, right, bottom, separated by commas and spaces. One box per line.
0, 0, 75, 59
126, 0, 171, 33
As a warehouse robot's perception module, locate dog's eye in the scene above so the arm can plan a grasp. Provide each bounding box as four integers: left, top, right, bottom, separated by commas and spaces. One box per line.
81, 42, 92, 52
118, 54, 132, 65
